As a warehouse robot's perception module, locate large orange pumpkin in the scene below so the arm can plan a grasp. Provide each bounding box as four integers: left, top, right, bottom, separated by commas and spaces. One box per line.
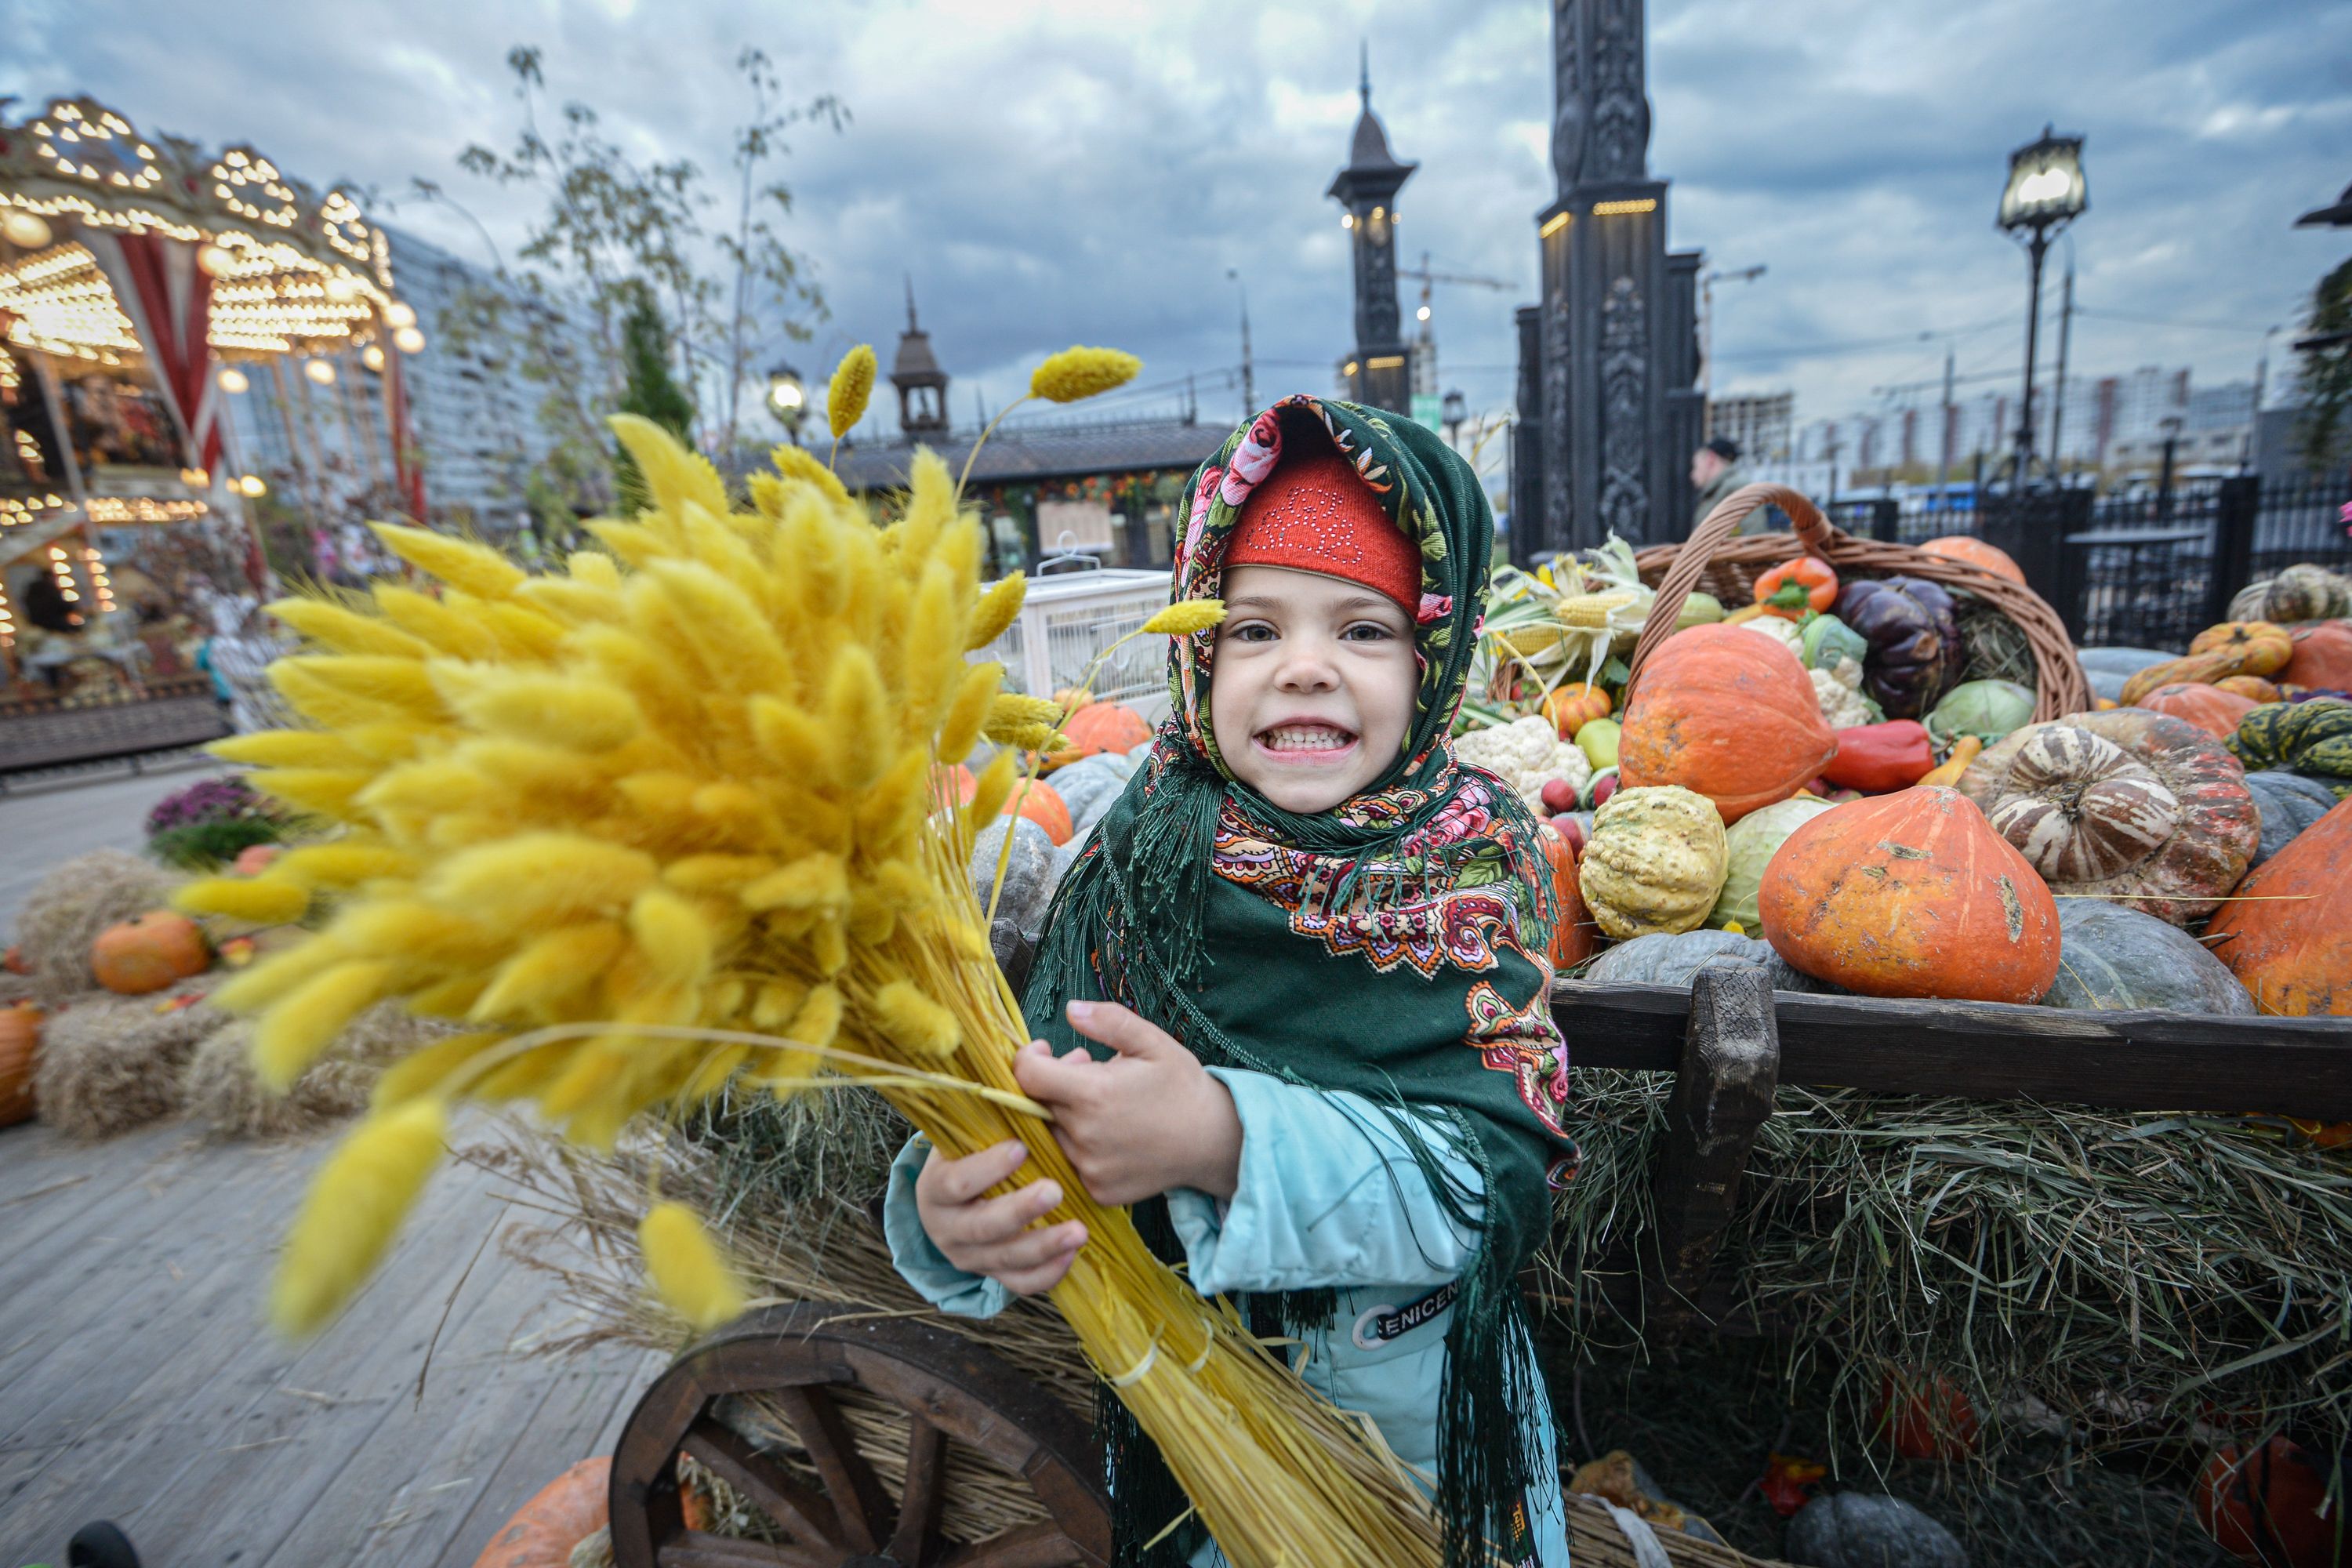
2205, 794, 2352, 1015
1919, 535, 2026, 584
2136, 681, 2256, 738
2194, 1438, 2339, 1568
2188, 620, 2294, 677
1619, 623, 1835, 825
473, 1457, 608, 1568
1044, 701, 1151, 770
2281, 620, 2352, 691
90, 911, 210, 996
0, 1003, 41, 1128
1537, 822, 1600, 970
1758, 786, 2060, 1001
1007, 780, 1074, 845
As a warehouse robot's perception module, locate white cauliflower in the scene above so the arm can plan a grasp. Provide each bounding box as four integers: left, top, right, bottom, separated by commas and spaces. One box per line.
1812, 658, 1877, 729
1737, 615, 1804, 658
1456, 715, 1592, 811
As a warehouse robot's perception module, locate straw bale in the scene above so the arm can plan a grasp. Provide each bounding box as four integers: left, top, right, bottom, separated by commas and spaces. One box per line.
14, 849, 181, 1006
35, 988, 223, 1138
181, 1003, 460, 1140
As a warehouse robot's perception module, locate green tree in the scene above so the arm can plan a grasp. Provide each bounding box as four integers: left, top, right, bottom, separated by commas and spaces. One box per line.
2295, 256, 2352, 476
612, 281, 697, 513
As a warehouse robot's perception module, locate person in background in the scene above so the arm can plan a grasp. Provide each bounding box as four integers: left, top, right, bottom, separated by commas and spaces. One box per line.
1690, 434, 1753, 534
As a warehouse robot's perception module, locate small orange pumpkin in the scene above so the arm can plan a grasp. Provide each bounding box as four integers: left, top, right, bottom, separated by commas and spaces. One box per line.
2136, 681, 2257, 739
2207, 794, 2352, 1015
232, 843, 283, 876
2188, 620, 2294, 677
1007, 780, 1073, 845
90, 911, 211, 996
1537, 822, 1600, 969
938, 762, 978, 806
473, 1457, 608, 1568
1758, 786, 2060, 1002
1619, 623, 1836, 825
2214, 673, 2283, 704
2281, 620, 2352, 691
0, 1003, 41, 1128
1919, 535, 2026, 584
1044, 701, 1151, 771
1541, 682, 1612, 737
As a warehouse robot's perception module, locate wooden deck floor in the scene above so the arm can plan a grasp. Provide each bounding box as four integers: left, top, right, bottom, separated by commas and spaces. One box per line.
0, 1115, 664, 1567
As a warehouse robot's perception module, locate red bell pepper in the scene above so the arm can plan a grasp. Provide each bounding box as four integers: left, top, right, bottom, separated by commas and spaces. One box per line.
1823, 720, 1935, 792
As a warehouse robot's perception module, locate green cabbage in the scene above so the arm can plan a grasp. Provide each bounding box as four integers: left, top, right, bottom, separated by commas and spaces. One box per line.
1798, 613, 1867, 672
1675, 591, 1725, 630
1926, 679, 2036, 747
1710, 796, 1835, 934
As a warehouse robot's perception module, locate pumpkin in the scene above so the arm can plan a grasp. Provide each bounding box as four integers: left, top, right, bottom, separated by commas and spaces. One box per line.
2228, 698, 2352, 783
2189, 619, 2294, 676
2136, 681, 2256, 738
1958, 709, 2261, 927
2040, 898, 2254, 1014
1918, 533, 2026, 584
2215, 673, 2283, 703
1784, 1492, 1967, 1568
1711, 796, 1835, 935
231, 843, 283, 876
1875, 1370, 1979, 1463
1580, 928, 1823, 992
1044, 701, 1151, 770
2281, 621, 2352, 692
1537, 822, 1600, 969
2230, 563, 2352, 624
2205, 794, 2352, 1015
0, 1002, 40, 1128
2194, 1437, 2342, 1568
2118, 649, 2243, 706
1831, 577, 1963, 719
1758, 787, 2060, 1002
971, 817, 1067, 934
2244, 770, 2340, 866
1618, 623, 1835, 824
1049, 753, 1134, 837
1577, 785, 1729, 940
1006, 779, 1073, 844
1542, 681, 1613, 737
89, 910, 211, 996
474, 1457, 608, 1568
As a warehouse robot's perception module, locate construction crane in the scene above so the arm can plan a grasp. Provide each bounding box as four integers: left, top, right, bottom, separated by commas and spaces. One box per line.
1399, 252, 1515, 400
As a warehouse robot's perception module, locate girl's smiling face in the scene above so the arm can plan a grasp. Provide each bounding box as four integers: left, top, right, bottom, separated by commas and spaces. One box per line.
1208, 564, 1417, 815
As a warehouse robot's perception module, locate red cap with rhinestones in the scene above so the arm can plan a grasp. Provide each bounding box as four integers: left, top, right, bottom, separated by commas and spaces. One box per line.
1224, 446, 1420, 609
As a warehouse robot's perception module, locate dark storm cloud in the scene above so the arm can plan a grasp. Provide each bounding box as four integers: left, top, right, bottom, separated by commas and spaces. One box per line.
9, 0, 2347, 456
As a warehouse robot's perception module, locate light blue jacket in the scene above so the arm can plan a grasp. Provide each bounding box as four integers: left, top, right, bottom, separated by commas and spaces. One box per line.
884, 1065, 1570, 1568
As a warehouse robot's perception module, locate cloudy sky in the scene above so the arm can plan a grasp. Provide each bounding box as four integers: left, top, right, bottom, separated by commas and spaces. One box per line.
9, 0, 2349, 456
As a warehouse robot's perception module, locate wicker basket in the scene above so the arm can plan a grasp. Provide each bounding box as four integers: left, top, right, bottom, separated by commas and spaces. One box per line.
1626, 484, 2090, 722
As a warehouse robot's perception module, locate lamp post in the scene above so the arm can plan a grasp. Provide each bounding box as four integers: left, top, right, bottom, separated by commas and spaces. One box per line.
1226, 269, 1254, 421
765, 362, 806, 441
1699, 264, 1766, 439
1441, 388, 1468, 450
1996, 125, 2088, 484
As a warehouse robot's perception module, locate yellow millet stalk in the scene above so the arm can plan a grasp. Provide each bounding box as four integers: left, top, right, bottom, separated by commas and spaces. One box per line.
183, 413, 1443, 1568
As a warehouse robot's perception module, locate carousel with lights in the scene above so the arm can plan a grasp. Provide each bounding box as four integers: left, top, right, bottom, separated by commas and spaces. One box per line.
0, 94, 426, 720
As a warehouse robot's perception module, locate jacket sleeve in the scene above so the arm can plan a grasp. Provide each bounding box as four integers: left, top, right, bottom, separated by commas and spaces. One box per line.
880, 1133, 1013, 1320
1164, 1068, 1486, 1297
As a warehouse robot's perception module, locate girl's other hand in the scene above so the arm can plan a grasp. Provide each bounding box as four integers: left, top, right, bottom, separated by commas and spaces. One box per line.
913, 1140, 1085, 1297
1012, 1000, 1243, 1206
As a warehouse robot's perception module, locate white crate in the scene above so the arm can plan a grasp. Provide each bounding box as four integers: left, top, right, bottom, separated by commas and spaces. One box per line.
976, 568, 1172, 722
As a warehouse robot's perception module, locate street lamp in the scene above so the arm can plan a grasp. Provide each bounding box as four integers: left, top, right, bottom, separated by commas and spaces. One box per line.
1699, 264, 1766, 437
1997, 125, 2088, 482
1441, 388, 1468, 448
765, 362, 806, 440
1226, 269, 1254, 420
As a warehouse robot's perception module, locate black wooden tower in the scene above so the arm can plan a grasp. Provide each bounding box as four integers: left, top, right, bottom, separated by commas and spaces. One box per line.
1328, 49, 1416, 416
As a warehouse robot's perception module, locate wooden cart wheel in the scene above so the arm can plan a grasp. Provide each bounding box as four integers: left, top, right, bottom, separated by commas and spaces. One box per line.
609, 1302, 1111, 1568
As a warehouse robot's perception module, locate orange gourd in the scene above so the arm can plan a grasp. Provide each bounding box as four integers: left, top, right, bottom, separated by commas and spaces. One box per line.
1758, 786, 2060, 1001
1008, 780, 1073, 845
1919, 535, 2026, 584
2136, 681, 2256, 739
1045, 701, 1152, 770
2206, 794, 2352, 1015
2214, 674, 2282, 704
2119, 650, 2241, 706
1537, 822, 1600, 969
473, 1457, 608, 1568
0, 1003, 40, 1128
2282, 621, 2352, 691
89, 911, 210, 996
2188, 620, 2294, 677
1619, 623, 1835, 825
1541, 681, 1613, 737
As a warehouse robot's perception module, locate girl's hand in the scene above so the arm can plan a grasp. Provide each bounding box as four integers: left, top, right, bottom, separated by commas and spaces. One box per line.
913, 1140, 1086, 1297
1011, 1000, 1243, 1206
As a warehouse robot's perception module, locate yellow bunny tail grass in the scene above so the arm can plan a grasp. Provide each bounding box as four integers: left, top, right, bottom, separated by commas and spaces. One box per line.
610, 412, 729, 521
249, 768, 373, 822
827, 343, 877, 441
764, 445, 851, 507
269, 842, 419, 890
639, 1201, 747, 1332
434, 668, 643, 753
253, 959, 396, 1090
825, 646, 892, 790
208, 935, 351, 1013
271, 1099, 446, 1336
1029, 346, 1142, 404
966, 750, 1018, 828
982, 691, 1065, 742
1142, 598, 1228, 636
470, 921, 626, 1020
968, 572, 1025, 650
367, 521, 526, 601
426, 835, 659, 930
369, 1029, 499, 1108
264, 597, 429, 659
276, 655, 446, 719
370, 583, 499, 659
739, 853, 848, 913
936, 662, 1004, 764
629, 888, 717, 987
211, 729, 367, 770
871, 979, 960, 1059
1004, 723, 1071, 756
174, 877, 310, 925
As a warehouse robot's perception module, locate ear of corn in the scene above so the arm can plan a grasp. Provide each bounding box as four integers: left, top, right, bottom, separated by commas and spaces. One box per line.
211, 418, 1445, 1568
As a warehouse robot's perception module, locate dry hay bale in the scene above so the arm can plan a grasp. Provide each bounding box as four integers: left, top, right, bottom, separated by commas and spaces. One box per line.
35, 988, 223, 1138
181, 1002, 460, 1140
15, 849, 180, 1006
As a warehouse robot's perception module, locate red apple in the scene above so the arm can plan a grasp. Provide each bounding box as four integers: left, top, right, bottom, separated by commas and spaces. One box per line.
1539, 776, 1580, 815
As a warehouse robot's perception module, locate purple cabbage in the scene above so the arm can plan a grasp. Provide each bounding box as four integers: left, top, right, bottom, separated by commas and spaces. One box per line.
1831, 576, 1964, 720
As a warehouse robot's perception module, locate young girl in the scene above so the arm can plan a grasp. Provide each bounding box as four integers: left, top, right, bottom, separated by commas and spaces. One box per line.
885, 397, 1574, 1568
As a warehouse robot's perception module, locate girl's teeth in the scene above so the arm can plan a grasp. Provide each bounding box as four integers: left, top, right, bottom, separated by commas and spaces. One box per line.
1265, 728, 1349, 752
